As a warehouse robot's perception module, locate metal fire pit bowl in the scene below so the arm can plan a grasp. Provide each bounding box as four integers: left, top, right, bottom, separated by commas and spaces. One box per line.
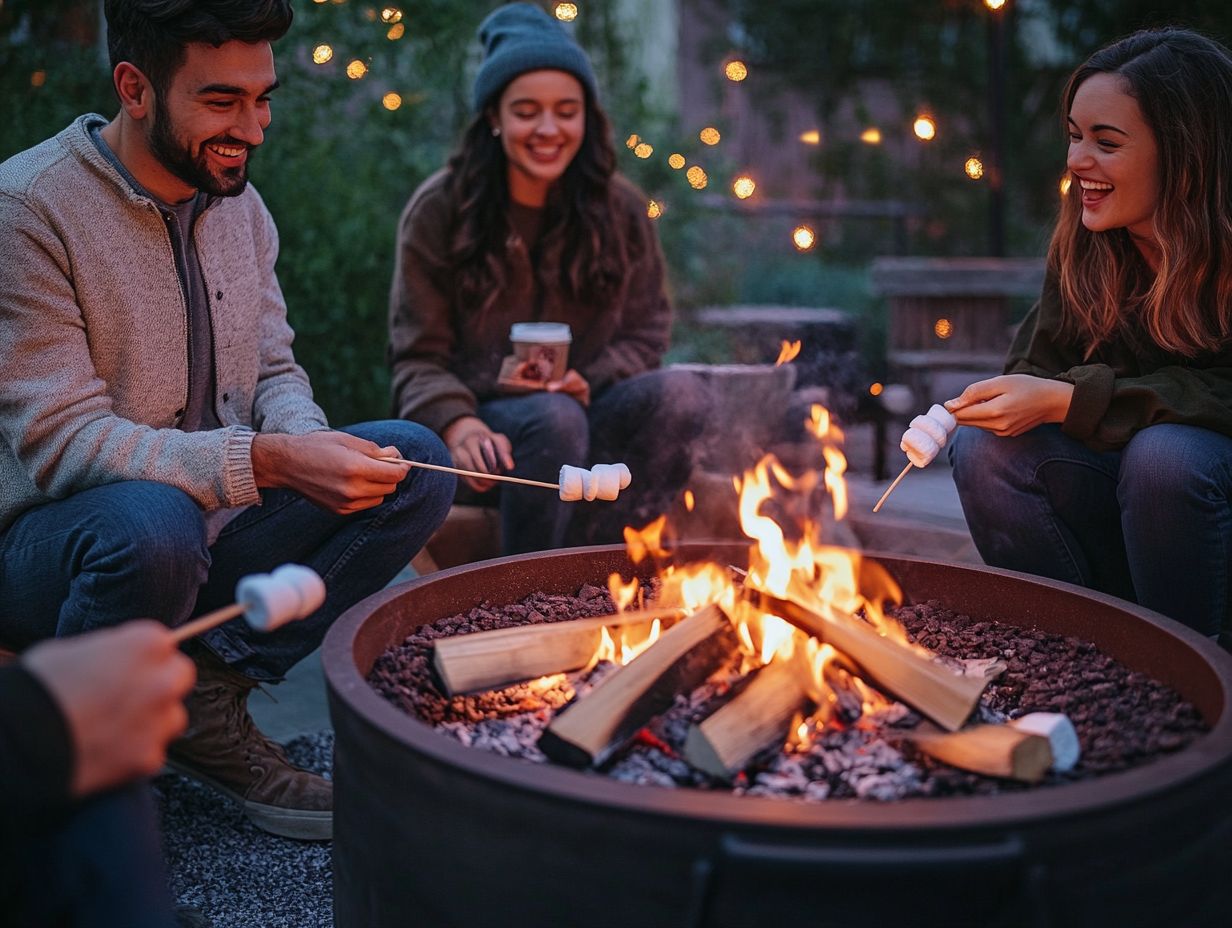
323, 544, 1232, 928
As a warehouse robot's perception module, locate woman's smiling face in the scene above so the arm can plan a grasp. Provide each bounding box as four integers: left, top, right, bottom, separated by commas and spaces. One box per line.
1066, 71, 1161, 242
493, 69, 585, 207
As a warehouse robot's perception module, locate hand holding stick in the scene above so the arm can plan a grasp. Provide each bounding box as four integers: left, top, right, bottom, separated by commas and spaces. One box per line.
872, 404, 957, 513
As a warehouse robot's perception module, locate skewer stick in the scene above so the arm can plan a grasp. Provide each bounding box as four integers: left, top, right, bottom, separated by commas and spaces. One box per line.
872, 461, 913, 513
171, 603, 245, 644
380, 456, 558, 491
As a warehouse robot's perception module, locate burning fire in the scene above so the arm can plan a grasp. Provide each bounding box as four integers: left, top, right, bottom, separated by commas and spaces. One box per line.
604, 401, 911, 730
775, 339, 802, 365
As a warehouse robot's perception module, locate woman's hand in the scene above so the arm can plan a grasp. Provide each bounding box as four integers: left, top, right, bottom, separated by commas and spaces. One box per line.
546, 369, 591, 407
442, 416, 514, 492
944, 374, 1074, 437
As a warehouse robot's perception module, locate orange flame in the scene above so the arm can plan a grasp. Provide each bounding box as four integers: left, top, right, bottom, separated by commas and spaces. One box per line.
775, 339, 802, 365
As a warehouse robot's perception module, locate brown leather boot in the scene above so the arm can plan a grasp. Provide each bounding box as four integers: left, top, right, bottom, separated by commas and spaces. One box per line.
167, 651, 332, 840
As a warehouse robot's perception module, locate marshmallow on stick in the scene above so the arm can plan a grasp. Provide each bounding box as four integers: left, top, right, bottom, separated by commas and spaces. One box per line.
872, 404, 959, 513
558, 463, 632, 502
170, 564, 326, 643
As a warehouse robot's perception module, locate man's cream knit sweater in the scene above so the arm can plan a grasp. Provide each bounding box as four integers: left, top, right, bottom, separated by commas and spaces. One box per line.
0, 115, 328, 534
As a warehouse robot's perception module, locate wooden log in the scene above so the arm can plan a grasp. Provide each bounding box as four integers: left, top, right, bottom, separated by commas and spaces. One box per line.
431, 606, 686, 696
538, 604, 738, 768
743, 588, 988, 731
683, 653, 812, 780
908, 723, 1053, 783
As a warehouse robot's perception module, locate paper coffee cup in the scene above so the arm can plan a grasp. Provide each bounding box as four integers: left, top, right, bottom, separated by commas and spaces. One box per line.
508, 322, 572, 384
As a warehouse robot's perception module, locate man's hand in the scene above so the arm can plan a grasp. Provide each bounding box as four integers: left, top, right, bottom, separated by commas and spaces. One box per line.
546, 369, 590, 407
442, 416, 514, 492
251, 431, 412, 514
945, 374, 1074, 437
22, 622, 196, 798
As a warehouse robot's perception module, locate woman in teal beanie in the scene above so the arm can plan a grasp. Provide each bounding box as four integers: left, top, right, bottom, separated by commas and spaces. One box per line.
388, 2, 709, 555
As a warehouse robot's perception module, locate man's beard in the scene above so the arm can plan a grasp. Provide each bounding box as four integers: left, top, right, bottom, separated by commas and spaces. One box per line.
147, 108, 252, 198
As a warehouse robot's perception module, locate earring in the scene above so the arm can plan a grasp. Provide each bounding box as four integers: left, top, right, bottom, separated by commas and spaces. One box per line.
491, 126, 501, 137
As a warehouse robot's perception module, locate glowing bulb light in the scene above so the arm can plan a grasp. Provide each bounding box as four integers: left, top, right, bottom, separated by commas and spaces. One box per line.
686, 166, 708, 189
699, 126, 721, 145
799, 129, 821, 145
792, 225, 816, 252
312, 44, 333, 64
387, 23, 405, 40
934, 318, 954, 339
346, 59, 368, 80
860, 127, 882, 145
985, 0, 1007, 10
965, 157, 985, 180
913, 115, 937, 141
382, 92, 402, 111
634, 142, 653, 159
668, 153, 685, 169
554, 2, 578, 21
625, 133, 640, 149
732, 175, 756, 199
647, 200, 663, 219
380, 6, 402, 22
725, 60, 748, 82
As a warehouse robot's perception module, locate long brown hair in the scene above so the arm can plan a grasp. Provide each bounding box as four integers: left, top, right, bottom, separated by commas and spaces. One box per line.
1049, 28, 1232, 358
444, 91, 625, 318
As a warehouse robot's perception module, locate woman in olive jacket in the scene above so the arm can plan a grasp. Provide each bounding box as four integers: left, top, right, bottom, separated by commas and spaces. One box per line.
948, 28, 1232, 645
388, 3, 708, 554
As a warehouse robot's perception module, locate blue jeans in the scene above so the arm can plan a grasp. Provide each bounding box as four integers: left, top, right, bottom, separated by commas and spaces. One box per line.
949, 423, 1232, 639
475, 369, 712, 553
0, 421, 454, 680
1, 783, 176, 928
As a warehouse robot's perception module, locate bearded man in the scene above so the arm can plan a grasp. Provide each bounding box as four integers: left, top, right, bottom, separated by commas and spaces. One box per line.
0, 0, 453, 843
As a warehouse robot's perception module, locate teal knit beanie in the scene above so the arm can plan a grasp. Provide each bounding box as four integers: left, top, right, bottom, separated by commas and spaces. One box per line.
472, 2, 598, 112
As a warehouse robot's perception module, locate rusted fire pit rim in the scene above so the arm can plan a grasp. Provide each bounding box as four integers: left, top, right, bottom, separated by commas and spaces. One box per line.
323, 544, 1232, 833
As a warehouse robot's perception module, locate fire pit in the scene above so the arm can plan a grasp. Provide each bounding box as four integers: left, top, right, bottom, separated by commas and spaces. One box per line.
323, 544, 1232, 928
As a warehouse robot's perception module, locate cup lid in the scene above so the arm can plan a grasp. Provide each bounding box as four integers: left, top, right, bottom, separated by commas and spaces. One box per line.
510, 322, 572, 343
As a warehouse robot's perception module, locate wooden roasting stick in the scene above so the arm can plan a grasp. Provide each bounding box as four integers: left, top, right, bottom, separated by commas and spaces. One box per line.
683, 652, 812, 780
907, 723, 1053, 783
379, 456, 558, 491
431, 606, 687, 696
538, 604, 738, 768
743, 588, 988, 732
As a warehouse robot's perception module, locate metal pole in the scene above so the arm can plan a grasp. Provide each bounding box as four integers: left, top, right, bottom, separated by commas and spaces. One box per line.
986, 5, 1007, 257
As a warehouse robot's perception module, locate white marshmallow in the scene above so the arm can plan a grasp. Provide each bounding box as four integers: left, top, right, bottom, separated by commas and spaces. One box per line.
236, 564, 325, 632
558, 465, 586, 501
900, 427, 940, 468
558, 463, 631, 502
1009, 712, 1081, 772
910, 414, 949, 447
590, 463, 623, 501
927, 403, 958, 433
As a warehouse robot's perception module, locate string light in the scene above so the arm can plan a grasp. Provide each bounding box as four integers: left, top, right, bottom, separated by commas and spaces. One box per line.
913, 115, 936, 141
382, 92, 402, 111
387, 23, 405, 40
792, 225, 816, 251
934, 318, 954, 339
965, 157, 985, 180
860, 127, 882, 144
985, 0, 1007, 10
799, 129, 821, 145
312, 44, 333, 64
625, 133, 640, 149
30, 70, 46, 88
346, 59, 368, 80
686, 165, 708, 189
554, 2, 578, 21
699, 126, 721, 145
634, 143, 653, 158
668, 153, 685, 169
725, 60, 748, 82
869, 382, 884, 397
380, 7, 402, 23
647, 200, 663, 219
732, 175, 756, 199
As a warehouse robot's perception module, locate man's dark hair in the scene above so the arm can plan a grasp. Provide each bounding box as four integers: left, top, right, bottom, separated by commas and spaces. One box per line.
104, 1, 293, 94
